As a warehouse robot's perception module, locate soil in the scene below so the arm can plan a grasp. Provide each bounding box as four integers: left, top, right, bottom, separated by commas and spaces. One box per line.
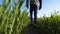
25, 23, 41, 34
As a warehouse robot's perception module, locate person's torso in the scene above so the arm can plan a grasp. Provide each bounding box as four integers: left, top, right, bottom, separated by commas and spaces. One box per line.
30, 0, 38, 5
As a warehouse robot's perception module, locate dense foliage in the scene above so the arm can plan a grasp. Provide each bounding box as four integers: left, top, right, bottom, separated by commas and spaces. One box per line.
0, 0, 30, 34
37, 14, 60, 34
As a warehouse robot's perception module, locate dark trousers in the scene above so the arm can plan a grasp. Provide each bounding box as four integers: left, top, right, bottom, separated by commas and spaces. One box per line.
30, 4, 37, 24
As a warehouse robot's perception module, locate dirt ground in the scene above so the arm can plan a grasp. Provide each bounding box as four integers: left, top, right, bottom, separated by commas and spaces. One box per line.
25, 23, 41, 34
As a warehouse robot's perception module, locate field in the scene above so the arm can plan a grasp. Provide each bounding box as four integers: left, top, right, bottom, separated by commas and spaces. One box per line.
0, 0, 60, 34
0, 7, 60, 34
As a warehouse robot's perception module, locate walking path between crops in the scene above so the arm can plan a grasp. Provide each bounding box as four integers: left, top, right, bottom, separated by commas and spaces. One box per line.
25, 23, 41, 34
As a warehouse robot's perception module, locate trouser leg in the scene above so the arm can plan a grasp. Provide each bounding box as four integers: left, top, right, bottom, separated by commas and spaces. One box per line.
30, 4, 33, 23
30, 11, 33, 23
34, 5, 37, 24
34, 10, 37, 24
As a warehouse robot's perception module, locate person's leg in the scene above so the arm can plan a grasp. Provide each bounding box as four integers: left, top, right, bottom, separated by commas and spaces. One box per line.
34, 4, 37, 24
30, 4, 33, 23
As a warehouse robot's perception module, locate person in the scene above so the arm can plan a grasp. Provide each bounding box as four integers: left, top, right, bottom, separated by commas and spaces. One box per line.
26, 0, 42, 24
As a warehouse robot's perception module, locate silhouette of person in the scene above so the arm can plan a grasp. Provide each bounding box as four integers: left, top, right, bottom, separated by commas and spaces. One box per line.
26, 0, 42, 24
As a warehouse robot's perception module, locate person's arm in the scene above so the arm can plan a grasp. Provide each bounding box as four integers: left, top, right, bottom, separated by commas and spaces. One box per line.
39, 0, 42, 10
26, 0, 29, 8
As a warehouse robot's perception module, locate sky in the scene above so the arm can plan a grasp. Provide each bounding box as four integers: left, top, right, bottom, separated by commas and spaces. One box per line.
0, 0, 3, 5
0, 0, 60, 18
38, 0, 60, 17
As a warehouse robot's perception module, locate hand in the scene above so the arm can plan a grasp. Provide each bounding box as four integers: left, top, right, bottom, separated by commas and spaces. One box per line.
26, 4, 28, 8
39, 6, 42, 10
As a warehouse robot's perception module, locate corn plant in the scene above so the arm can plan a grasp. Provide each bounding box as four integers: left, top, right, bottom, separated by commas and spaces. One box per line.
0, 0, 30, 34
